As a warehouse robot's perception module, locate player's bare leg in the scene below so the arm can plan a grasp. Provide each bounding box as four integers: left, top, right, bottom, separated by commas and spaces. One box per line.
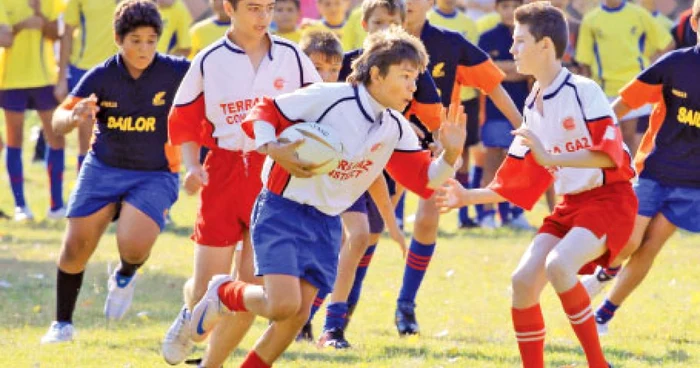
38, 108, 67, 219
480, 147, 506, 228
619, 118, 639, 156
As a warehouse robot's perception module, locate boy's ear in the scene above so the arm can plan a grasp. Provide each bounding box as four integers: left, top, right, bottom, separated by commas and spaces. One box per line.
369, 65, 380, 83
361, 20, 368, 32
114, 33, 122, 47
692, 15, 699, 33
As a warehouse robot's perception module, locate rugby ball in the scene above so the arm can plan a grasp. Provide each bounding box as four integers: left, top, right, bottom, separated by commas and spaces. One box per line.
279, 122, 343, 175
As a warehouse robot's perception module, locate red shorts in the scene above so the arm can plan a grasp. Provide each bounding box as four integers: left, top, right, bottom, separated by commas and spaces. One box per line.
192, 149, 265, 247
538, 181, 638, 273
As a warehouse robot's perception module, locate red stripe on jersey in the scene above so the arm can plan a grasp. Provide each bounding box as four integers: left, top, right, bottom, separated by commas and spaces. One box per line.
168, 93, 216, 148
488, 153, 553, 211
406, 100, 442, 132
267, 162, 292, 195
619, 79, 663, 110
456, 59, 505, 95
586, 116, 626, 168
242, 96, 297, 138
385, 150, 435, 199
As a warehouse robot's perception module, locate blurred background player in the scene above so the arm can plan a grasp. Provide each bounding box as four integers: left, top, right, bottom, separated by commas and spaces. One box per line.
1, 0, 64, 222
576, 0, 673, 156
274, 0, 303, 42
40, 0, 189, 344
157, 0, 193, 57
54, 0, 118, 172
299, 29, 344, 83
438, 4, 635, 366
478, 0, 533, 230
302, 0, 354, 50
672, 7, 698, 48
582, 0, 700, 335
189, 0, 231, 58
162, 0, 322, 365
0, 1, 13, 220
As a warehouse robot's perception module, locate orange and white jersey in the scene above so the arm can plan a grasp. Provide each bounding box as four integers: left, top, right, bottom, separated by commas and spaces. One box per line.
168, 34, 322, 151
242, 83, 447, 216
489, 68, 635, 210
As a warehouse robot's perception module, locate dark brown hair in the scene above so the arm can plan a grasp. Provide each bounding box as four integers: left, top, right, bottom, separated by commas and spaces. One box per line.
361, 0, 406, 23
299, 30, 344, 62
514, 2, 568, 59
114, 0, 163, 40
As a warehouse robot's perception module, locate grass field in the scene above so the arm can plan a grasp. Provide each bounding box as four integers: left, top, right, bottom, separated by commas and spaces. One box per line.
1, 115, 699, 367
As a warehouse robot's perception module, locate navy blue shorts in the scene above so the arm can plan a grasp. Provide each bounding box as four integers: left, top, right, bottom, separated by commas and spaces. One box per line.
0, 86, 58, 112
481, 119, 515, 149
251, 190, 342, 294
67, 65, 88, 91
66, 153, 179, 231
345, 191, 385, 234
635, 177, 700, 232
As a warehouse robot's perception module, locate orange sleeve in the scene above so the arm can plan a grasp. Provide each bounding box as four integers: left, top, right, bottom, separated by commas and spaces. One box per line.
456, 59, 505, 95
487, 153, 553, 210
241, 97, 297, 139
619, 79, 663, 110
385, 150, 435, 199
59, 96, 83, 111
405, 100, 442, 132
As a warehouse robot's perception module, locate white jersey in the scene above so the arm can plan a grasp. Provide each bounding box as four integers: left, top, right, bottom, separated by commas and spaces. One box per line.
489, 68, 635, 210
243, 83, 437, 216
169, 34, 322, 151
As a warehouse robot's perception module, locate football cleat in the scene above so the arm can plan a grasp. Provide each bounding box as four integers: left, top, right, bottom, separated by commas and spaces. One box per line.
395, 301, 419, 336
318, 328, 351, 349
162, 305, 194, 365
104, 270, 137, 320
296, 322, 314, 342
41, 321, 75, 344
190, 275, 232, 343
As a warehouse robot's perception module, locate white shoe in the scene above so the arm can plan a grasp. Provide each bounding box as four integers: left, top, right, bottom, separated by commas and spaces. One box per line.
47, 207, 67, 220
582, 266, 613, 298
104, 270, 137, 320
162, 305, 194, 365
507, 213, 535, 231
596, 319, 609, 336
14, 206, 34, 222
41, 321, 75, 344
190, 275, 232, 343
479, 213, 497, 230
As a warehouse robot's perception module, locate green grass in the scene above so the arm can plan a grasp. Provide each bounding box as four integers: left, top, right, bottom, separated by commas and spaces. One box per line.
1, 115, 699, 367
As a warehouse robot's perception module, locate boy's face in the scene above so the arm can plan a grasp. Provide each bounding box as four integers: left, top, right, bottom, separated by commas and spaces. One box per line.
370, 60, 419, 111
509, 23, 543, 75
117, 26, 158, 72
317, 0, 350, 24
495, 0, 520, 26
274, 0, 300, 32
211, 0, 230, 20
309, 53, 343, 82
226, 0, 276, 38
404, 0, 433, 26
363, 7, 403, 34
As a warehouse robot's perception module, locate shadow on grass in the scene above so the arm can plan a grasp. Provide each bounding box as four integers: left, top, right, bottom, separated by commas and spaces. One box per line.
546, 343, 691, 365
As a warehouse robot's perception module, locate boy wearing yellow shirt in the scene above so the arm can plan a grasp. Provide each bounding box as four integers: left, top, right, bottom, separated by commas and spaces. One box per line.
273, 0, 302, 42
189, 0, 231, 57
157, 0, 193, 56
1, 0, 65, 222
576, 0, 673, 155
0, 2, 12, 47
302, 0, 353, 50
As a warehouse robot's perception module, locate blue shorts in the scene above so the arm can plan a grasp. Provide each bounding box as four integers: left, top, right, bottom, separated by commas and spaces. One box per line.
251, 190, 342, 294
635, 177, 700, 232
66, 153, 179, 231
0, 86, 58, 112
481, 119, 515, 149
346, 191, 385, 234
67, 65, 88, 91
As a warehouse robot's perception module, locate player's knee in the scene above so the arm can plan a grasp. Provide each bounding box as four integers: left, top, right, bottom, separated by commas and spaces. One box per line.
414, 211, 439, 234
119, 249, 149, 265
544, 254, 572, 283
267, 300, 300, 321
511, 268, 537, 294
348, 231, 370, 250
58, 239, 91, 271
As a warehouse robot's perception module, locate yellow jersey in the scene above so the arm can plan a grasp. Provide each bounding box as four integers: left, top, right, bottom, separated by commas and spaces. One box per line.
427, 8, 480, 101
189, 18, 229, 59
343, 8, 366, 51
576, 2, 673, 96
158, 0, 193, 54
302, 19, 354, 51
64, 0, 118, 70
476, 12, 500, 34
0, 0, 62, 89
274, 29, 302, 43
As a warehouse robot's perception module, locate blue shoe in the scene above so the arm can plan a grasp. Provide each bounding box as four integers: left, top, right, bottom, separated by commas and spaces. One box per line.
395, 301, 419, 336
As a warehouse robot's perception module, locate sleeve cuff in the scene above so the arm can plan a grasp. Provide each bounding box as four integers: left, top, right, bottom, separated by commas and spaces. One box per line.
254, 121, 278, 150
427, 153, 456, 189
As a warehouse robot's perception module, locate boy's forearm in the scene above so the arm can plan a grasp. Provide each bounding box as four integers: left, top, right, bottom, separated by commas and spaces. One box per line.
548, 150, 616, 168
489, 84, 523, 128
463, 187, 506, 206
611, 97, 632, 121
57, 27, 75, 80
181, 142, 202, 170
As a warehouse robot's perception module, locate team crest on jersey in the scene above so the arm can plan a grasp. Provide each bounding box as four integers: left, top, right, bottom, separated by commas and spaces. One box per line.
432, 63, 445, 78
152, 91, 166, 106
562, 116, 576, 131
274, 77, 286, 90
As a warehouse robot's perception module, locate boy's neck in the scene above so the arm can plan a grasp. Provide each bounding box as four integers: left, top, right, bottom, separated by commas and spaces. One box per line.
277, 25, 296, 34
228, 28, 269, 53
405, 17, 427, 37
603, 0, 624, 9
323, 16, 346, 27
435, 5, 457, 15
533, 61, 563, 91
215, 14, 230, 23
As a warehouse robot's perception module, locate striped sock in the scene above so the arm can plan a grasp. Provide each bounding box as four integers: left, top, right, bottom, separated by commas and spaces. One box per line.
324, 302, 348, 331
398, 239, 435, 303
46, 148, 65, 210
217, 280, 249, 312
307, 290, 328, 324
347, 244, 376, 308
558, 282, 608, 367
594, 299, 619, 325
6, 147, 26, 207
512, 304, 545, 368
240, 350, 271, 368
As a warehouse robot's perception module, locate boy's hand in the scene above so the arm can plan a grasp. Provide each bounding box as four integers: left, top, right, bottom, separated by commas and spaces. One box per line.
265, 139, 317, 178
183, 165, 208, 195
437, 103, 466, 166
435, 178, 467, 213
71, 94, 99, 127
512, 128, 553, 166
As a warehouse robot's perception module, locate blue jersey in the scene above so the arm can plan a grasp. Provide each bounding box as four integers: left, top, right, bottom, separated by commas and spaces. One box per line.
619, 46, 700, 188
71, 53, 190, 171
478, 23, 529, 122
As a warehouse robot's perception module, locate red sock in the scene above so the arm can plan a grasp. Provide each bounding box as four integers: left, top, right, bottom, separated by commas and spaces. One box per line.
512, 304, 546, 368
239, 350, 270, 368
558, 282, 608, 368
218, 280, 249, 312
